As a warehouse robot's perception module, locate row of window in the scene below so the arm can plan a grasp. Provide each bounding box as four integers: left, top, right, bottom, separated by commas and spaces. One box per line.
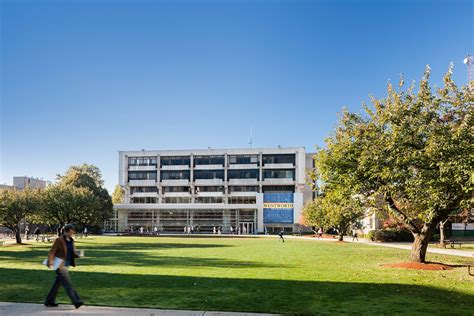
130, 187, 158, 194
130, 196, 256, 204
128, 170, 295, 181
128, 154, 295, 167
129, 185, 295, 195
128, 157, 158, 166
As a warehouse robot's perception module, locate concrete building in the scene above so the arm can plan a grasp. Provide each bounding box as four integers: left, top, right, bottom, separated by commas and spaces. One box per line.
13, 176, 47, 190
0, 176, 47, 190
110, 147, 314, 234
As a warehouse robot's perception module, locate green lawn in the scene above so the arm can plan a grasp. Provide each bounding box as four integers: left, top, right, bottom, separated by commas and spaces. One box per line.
0, 236, 473, 315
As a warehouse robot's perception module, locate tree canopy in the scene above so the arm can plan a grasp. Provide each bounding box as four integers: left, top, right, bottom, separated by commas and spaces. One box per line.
308, 65, 473, 262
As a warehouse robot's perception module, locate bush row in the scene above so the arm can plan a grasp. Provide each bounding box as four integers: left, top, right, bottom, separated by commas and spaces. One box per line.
366, 229, 414, 242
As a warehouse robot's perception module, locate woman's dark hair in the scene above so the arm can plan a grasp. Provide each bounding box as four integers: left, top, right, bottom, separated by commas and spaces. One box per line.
63, 224, 76, 233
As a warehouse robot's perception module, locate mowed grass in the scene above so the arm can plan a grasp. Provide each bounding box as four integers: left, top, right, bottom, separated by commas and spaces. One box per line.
0, 236, 473, 315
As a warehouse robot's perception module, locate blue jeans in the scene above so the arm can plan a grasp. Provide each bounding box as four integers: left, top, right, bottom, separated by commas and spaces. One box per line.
45, 267, 82, 305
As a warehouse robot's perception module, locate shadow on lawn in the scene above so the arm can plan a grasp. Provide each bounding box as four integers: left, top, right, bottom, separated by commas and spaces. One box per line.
0, 268, 472, 315
77, 242, 233, 251
0, 248, 279, 269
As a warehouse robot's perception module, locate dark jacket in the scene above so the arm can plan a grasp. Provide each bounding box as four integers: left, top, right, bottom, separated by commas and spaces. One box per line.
48, 235, 79, 267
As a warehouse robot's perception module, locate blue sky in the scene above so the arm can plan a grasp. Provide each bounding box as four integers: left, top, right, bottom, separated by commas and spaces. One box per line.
1, 0, 472, 192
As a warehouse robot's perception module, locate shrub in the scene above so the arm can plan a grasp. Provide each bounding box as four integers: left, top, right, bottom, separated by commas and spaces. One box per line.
366, 230, 378, 241
372, 229, 414, 242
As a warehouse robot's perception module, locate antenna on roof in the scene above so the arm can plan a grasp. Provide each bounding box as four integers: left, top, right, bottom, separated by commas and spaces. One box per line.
248, 127, 253, 148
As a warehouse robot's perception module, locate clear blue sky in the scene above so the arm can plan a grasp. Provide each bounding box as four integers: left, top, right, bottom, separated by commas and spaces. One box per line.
1, 0, 472, 192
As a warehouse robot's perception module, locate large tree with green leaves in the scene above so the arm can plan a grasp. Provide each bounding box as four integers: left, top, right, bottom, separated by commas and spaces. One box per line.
0, 189, 41, 243
310, 65, 473, 262
302, 188, 365, 241
56, 164, 113, 227
38, 184, 101, 235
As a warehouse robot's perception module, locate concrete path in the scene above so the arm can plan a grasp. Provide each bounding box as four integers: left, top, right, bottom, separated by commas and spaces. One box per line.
0, 302, 279, 316
287, 235, 474, 258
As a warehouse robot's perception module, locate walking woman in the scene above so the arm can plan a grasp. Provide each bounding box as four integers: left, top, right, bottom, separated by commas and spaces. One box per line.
44, 224, 84, 309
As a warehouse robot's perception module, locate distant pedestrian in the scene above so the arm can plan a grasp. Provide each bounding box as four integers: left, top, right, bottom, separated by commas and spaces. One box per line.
34, 227, 41, 242
278, 230, 285, 243
184, 226, 187, 234
218, 227, 222, 235
44, 224, 84, 309
230, 226, 233, 235
213, 226, 216, 234
317, 228, 323, 239
140, 227, 144, 234
352, 230, 358, 241
153, 226, 158, 236
25, 225, 30, 240
187, 226, 191, 235
83, 227, 88, 238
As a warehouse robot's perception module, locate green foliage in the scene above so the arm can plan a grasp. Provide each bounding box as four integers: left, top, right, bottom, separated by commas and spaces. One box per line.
0, 189, 41, 243
309, 65, 473, 261
302, 187, 365, 240
38, 184, 101, 230
112, 185, 124, 204
56, 164, 113, 225
372, 229, 414, 242
366, 230, 377, 241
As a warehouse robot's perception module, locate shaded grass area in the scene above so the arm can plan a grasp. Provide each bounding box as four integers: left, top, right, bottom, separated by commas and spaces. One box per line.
0, 236, 473, 315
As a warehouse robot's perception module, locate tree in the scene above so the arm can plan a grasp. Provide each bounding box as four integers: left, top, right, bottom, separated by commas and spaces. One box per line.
0, 189, 40, 243
56, 164, 113, 227
39, 184, 100, 235
112, 185, 124, 204
302, 187, 365, 241
310, 65, 473, 262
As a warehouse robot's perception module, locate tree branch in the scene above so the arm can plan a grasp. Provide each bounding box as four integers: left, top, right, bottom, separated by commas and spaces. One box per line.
385, 196, 421, 234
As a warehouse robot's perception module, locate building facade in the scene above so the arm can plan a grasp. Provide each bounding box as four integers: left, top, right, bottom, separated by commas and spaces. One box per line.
111, 147, 314, 234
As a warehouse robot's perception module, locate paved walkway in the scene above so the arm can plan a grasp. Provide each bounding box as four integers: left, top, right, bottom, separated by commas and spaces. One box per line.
0, 302, 278, 316
287, 235, 474, 258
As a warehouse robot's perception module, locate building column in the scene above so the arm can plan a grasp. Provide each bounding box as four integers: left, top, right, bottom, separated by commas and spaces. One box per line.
257, 193, 264, 233
223, 209, 231, 233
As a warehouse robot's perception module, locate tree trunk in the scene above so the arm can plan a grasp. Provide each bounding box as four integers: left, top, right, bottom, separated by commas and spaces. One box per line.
411, 233, 431, 263
338, 233, 344, 241
439, 221, 445, 246
14, 229, 22, 244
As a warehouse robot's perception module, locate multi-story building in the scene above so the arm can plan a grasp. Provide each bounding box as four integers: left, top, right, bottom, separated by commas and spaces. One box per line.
111, 147, 314, 234
13, 176, 47, 190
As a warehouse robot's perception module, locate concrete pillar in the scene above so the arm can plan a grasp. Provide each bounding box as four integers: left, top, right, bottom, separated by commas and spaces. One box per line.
223, 209, 231, 233
117, 210, 128, 232
257, 193, 264, 233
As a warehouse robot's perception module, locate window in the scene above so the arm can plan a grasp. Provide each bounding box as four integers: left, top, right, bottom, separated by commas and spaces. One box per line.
228, 186, 259, 193
163, 186, 190, 193
194, 155, 225, 166
128, 171, 157, 181
227, 169, 259, 180
195, 186, 224, 193
193, 170, 224, 180
160, 156, 190, 166
130, 187, 158, 193
163, 197, 191, 203
228, 196, 256, 204
262, 185, 295, 193
228, 155, 259, 165
263, 169, 295, 180
130, 197, 157, 203
195, 196, 223, 203
128, 157, 157, 166
262, 154, 295, 165
161, 170, 190, 180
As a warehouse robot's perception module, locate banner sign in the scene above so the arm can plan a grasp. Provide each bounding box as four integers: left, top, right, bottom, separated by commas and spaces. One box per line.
263, 193, 294, 224
452, 223, 474, 230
